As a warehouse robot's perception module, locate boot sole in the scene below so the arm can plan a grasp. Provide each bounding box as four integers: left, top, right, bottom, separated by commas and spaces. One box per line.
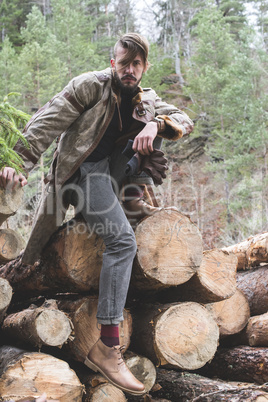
84, 357, 146, 396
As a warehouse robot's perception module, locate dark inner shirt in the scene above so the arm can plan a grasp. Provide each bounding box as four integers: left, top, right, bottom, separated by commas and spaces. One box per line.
85, 93, 134, 162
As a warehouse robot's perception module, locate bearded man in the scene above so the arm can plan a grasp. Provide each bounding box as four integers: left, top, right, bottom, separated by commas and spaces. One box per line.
0, 33, 194, 395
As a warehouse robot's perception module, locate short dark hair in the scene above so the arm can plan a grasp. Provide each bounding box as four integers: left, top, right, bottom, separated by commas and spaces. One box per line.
114, 33, 149, 69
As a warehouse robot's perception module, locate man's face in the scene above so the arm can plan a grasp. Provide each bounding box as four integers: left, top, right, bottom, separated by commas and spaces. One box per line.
111, 46, 148, 94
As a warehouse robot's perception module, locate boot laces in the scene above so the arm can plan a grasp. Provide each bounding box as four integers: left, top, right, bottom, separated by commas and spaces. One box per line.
114, 345, 125, 366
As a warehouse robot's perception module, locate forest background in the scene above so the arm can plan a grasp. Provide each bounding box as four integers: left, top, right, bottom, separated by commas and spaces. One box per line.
0, 0, 267, 250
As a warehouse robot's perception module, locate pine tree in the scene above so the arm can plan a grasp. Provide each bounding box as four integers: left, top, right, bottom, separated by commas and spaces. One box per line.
185, 7, 268, 239
0, 0, 32, 47
0, 93, 30, 172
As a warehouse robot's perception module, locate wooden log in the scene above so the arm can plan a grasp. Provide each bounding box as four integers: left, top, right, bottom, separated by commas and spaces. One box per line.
205, 289, 250, 337
85, 383, 127, 401
157, 249, 238, 304
0, 220, 103, 296
222, 232, 268, 270
244, 312, 268, 347
0, 345, 84, 400
1, 301, 72, 348
72, 371, 127, 402
0, 187, 24, 226
57, 296, 132, 362
198, 346, 268, 384
150, 368, 268, 402
0, 211, 203, 297
236, 265, 268, 315
124, 351, 157, 393
0, 277, 12, 323
0, 228, 25, 264
131, 302, 219, 370
132, 210, 203, 291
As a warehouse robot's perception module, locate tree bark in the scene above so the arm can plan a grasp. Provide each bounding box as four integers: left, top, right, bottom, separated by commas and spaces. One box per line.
2, 301, 72, 348
132, 210, 203, 291
236, 265, 268, 315
57, 296, 132, 363
0, 346, 84, 401
222, 232, 268, 270
0, 211, 203, 297
0, 228, 25, 263
205, 289, 250, 337
0, 277, 12, 323
131, 302, 219, 371
243, 312, 268, 347
0, 187, 24, 226
150, 368, 268, 402
198, 346, 268, 384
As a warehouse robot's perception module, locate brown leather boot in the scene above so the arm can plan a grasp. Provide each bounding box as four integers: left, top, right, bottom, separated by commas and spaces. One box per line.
84, 339, 145, 395
123, 198, 162, 221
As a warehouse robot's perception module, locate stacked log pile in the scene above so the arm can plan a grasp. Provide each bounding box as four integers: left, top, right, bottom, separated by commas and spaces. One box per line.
0, 209, 267, 401
0, 188, 25, 265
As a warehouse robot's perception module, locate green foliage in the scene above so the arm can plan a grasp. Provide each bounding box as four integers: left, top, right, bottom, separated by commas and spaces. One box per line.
0, 0, 32, 47
0, 93, 30, 172
185, 6, 268, 238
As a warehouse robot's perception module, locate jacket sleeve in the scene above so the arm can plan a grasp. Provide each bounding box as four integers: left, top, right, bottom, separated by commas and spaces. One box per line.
13, 73, 102, 174
154, 94, 194, 141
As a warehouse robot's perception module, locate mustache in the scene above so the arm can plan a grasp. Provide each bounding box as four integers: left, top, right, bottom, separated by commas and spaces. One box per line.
122, 74, 137, 81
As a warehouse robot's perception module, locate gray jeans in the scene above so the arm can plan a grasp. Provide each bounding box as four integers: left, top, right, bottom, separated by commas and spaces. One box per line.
68, 140, 162, 325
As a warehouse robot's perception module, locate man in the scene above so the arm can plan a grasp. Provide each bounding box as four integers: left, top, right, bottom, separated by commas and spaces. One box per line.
0, 33, 194, 395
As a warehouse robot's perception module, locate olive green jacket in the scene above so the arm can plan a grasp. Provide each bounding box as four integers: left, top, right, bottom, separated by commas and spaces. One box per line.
15, 68, 194, 265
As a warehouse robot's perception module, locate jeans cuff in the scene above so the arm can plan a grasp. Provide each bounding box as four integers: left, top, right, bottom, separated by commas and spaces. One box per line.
97, 315, 124, 325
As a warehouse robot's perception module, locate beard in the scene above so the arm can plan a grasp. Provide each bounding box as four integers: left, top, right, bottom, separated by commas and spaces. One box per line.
113, 70, 142, 95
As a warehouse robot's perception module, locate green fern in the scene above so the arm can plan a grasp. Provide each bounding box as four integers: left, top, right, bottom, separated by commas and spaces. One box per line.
0, 93, 30, 173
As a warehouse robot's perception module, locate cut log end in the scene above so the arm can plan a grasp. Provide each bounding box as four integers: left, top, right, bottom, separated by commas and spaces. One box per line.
134, 210, 203, 289
154, 302, 219, 370
125, 352, 156, 393
198, 249, 238, 301
0, 347, 84, 400
0, 228, 25, 264
206, 289, 250, 337
0, 277, 12, 311
0, 187, 24, 226
35, 309, 72, 347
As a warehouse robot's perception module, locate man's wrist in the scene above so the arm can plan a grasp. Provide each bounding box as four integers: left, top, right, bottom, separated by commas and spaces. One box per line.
152, 117, 166, 133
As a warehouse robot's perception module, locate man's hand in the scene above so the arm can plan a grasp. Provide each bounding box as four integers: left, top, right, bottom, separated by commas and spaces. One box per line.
0, 167, 27, 190
132, 121, 158, 155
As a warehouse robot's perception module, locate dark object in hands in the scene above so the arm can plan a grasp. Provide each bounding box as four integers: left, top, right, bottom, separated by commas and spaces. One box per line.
122, 140, 168, 185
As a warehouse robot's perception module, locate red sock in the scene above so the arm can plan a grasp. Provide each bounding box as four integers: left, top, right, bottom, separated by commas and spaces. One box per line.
101, 324, 120, 347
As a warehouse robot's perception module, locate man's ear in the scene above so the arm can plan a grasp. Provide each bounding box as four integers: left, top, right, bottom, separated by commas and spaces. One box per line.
143, 61, 149, 73
111, 59, 115, 68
